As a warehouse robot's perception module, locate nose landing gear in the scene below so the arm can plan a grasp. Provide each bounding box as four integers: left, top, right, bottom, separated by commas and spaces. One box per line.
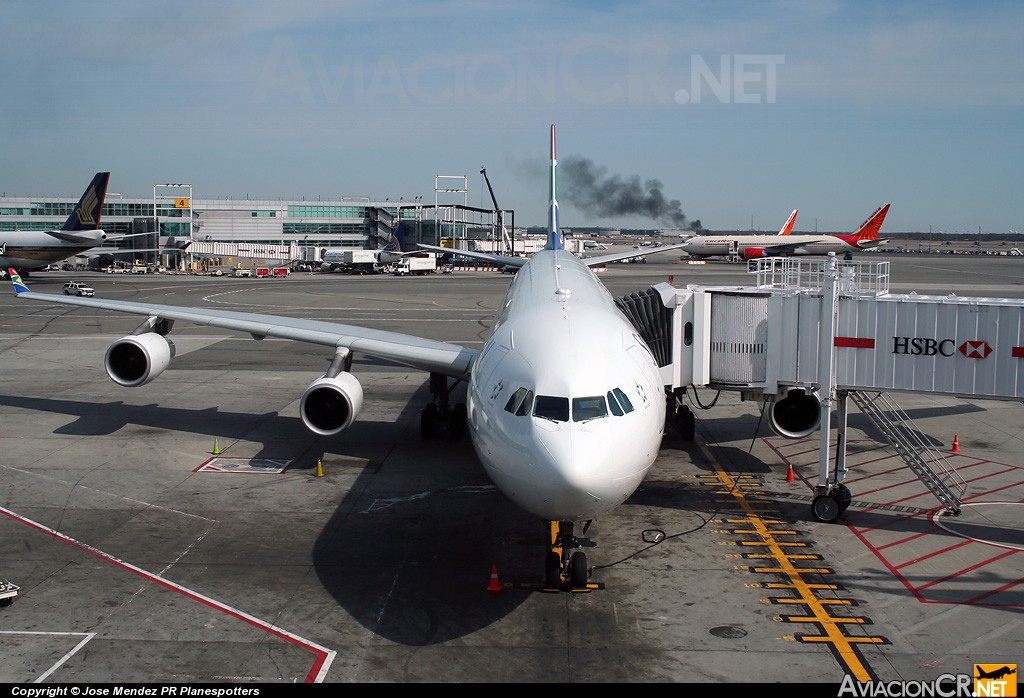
543, 521, 599, 592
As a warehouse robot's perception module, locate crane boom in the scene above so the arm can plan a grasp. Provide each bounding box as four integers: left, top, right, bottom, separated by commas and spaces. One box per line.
480, 166, 512, 255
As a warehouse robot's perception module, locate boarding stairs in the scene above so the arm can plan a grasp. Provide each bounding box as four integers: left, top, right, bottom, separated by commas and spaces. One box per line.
848, 390, 967, 516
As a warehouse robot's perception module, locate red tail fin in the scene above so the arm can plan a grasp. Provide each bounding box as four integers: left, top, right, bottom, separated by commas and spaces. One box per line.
851, 203, 890, 242
777, 209, 798, 235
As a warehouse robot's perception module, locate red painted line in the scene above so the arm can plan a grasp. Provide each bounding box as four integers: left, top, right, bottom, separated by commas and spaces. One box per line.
916, 548, 1018, 592
894, 539, 974, 570
876, 530, 931, 551
965, 570, 1024, 605
0, 505, 334, 682
835, 337, 875, 348
1012, 347, 1024, 358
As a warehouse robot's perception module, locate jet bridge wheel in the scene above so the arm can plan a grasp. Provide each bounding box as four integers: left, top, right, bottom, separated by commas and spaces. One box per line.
833, 484, 852, 513
811, 492, 844, 523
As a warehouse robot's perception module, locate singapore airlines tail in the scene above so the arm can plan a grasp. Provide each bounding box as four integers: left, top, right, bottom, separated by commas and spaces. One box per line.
46, 172, 110, 242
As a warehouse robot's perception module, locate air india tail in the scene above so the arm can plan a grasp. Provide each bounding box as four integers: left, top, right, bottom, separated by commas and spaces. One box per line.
849, 203, 890, 243
777, 209, 798, 236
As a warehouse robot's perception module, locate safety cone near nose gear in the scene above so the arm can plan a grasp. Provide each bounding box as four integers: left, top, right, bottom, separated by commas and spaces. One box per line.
212, 439, 221, 455
951, 435, 960, 453
786, 464, 795, 482
315, 459, 324, 478
487, 564, 502, 592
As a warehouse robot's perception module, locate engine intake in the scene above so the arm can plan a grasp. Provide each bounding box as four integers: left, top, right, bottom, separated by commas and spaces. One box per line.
766, 388, 821, 439
742, 248, 766, 260
104, 333, 176, 387
300, 372, 364, 436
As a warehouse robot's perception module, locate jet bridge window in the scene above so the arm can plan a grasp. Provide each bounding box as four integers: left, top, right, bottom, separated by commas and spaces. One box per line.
572, 396, 608, 422
533, 395, 570, 422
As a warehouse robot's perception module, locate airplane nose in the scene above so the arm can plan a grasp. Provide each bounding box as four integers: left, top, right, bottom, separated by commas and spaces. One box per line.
535, 428, 647, 517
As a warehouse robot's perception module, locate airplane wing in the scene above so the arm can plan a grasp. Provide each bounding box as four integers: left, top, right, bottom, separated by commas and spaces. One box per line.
417, 244, 527, 268
419, 241, 691, 269
582, 241, 690, 267
44, 231, 105, 244
8, 269, 476, 380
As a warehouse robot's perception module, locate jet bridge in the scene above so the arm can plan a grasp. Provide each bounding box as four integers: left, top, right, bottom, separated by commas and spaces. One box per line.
617, 254, 1024, 523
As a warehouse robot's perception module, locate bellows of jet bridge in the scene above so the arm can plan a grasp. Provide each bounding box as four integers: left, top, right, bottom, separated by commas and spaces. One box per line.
615, 254, 1024, 521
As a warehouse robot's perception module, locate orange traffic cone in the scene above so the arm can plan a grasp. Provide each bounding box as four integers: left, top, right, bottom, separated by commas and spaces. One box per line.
486, 564, 502, 592
951, 435, 960, 453
785, 464, 795, 482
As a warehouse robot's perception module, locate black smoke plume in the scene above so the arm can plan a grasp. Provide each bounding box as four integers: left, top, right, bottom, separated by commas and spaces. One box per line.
560, 155, 699, 230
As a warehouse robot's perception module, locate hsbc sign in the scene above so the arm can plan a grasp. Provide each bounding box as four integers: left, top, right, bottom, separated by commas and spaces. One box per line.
892, 336, 992, 359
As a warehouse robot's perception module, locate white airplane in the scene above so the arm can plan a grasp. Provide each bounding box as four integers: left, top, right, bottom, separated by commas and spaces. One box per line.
7, 125, 690, 590
0, 173, 110, 276
680, 205, 890, 261
0, 172, 183, 277
319, 222, 419, 272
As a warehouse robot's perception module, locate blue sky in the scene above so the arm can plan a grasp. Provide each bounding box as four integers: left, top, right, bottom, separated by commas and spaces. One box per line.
2, 1, 1021, 233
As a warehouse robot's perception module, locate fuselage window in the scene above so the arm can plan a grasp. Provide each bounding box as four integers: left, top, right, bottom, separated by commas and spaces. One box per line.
534, 395, 569, 422
612, 387, 634, 414
607, 390, 624, 416
572, 395, 608, 422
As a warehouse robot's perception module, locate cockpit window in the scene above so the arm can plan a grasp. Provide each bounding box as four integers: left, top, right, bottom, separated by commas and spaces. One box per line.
515, 391, 534, 416
534, 395, 570, 422
504, 387, 529, 413
611, 387, 634, 414
607, 390, 624, 416
572, 395, 608, 422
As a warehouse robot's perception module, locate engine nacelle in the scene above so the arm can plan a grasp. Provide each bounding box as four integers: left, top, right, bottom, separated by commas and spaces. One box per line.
743, 247, 767, 260
104, 332, 176, 387
300, 372, 364, 436
766, 388, 821, 439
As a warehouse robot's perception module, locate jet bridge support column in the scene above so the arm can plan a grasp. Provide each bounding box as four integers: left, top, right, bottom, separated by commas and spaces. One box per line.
811, 253, 849, 522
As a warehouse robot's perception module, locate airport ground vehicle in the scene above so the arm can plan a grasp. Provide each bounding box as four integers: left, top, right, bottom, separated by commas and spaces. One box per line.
234, 268, 251, 277
62, 281, 95, 297
393, 257, 436, 276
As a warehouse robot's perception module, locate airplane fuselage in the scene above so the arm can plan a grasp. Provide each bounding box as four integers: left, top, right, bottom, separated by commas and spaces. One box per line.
467, 247, 666, 522
0, 230, 107, 270
683, 233, 880, 259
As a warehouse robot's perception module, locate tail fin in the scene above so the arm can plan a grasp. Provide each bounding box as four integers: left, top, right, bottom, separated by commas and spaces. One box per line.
61, 172, 110, 231
8, 268, 30, 295
850, 204, 889, 242
777, 209, 798, 236
384, 222, 404, 253
546, 124, 562, 251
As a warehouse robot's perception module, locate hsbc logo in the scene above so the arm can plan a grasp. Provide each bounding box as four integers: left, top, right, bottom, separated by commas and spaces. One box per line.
958, 340, 992, 359
892, 336, 992, 359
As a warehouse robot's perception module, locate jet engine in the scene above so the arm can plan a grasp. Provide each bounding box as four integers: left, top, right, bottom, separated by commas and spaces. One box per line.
742, 248, 767, 260
104, 333, 176, 387
299, 372, 364, 436
765, 387, 821, 439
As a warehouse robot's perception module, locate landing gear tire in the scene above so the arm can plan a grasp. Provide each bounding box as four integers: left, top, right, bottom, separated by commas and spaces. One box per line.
833, 484, 852, 513
545, 552, 562, 589
675, 405, 695, 441
420, 404, 439, 439
812, 494, 841, 523
569, 551, 588, 589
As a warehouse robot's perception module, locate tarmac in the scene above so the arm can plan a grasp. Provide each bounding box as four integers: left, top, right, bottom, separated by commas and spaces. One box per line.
0, 252, 1022, 685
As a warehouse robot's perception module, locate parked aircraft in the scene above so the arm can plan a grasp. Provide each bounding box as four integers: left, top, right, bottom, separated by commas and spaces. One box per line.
7, 125, 692, 591
0, 173, 110, 276
0, 172, 179, 276
320, 222, 416, 272
680, 204, 890, 261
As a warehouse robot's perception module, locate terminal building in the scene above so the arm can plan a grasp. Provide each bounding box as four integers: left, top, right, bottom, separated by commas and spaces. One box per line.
0, 176, 523, 270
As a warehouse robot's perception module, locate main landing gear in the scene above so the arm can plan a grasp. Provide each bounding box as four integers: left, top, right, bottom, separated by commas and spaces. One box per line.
420, 372, 467, 439
544, 521, 596, 592
811, 483, 852, 523
665, 390, 695, 441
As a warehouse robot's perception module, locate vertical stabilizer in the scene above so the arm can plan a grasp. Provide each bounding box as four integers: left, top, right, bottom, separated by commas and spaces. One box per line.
777, 209, 798, 235
851, 203, 890, 242
547, 124, 562, 251
61, 172, 110, 231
